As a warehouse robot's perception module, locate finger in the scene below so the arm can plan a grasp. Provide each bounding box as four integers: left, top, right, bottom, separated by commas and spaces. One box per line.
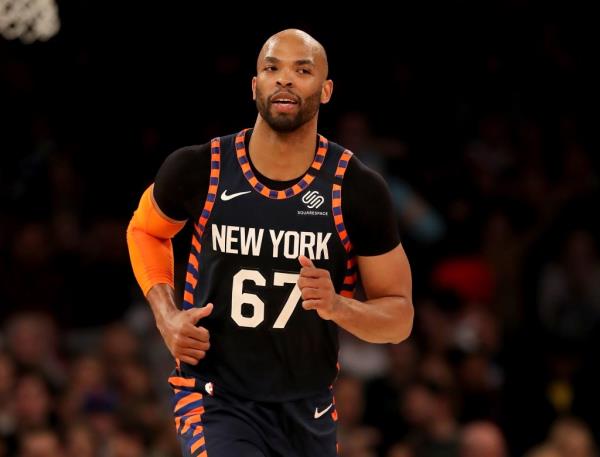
299, 276, 332, 291
298, 255, 315, 268
180, 348, 207, 360
302, 299, 321, 310
187, 303, 214, 323
182, 323, 210, 342
297, 277, 321, 290
178, 355, 200, 366
177, 337, 210, 352
299, 266, 321, 278
301, 287, 321, 300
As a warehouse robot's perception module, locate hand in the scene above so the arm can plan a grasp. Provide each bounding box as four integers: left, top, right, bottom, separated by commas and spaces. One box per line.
158, 303, 213, 365
297, 256, 339, 320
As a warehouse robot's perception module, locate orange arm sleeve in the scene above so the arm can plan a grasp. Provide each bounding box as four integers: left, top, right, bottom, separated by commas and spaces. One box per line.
126, 184, 187, 296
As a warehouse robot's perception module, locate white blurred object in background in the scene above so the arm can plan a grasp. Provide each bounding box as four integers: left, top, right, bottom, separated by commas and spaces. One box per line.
0, 0, 60, 43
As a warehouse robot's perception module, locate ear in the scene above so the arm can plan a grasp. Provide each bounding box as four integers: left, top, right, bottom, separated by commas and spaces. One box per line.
252, 76, 257, 101
320, 79, 333, 104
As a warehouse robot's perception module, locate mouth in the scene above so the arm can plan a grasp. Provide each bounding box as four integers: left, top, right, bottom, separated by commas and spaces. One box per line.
270, 92, 299, 114
271, 99, 298, 105
270, 92, 299, 105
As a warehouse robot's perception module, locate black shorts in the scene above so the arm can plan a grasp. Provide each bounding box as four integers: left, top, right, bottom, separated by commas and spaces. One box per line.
168, 371, 338, 457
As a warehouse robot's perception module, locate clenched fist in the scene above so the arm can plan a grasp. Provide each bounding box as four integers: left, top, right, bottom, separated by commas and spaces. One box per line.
297, 256, 340, 321
158, 303, 213, 365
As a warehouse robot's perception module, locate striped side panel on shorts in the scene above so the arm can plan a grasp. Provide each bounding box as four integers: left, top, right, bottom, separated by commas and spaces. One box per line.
171, 386, 208, 456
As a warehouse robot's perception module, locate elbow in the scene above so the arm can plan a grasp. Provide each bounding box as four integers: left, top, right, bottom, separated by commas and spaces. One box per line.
126, 219, 144, 251
126, 215, 143, 238
389, 297, 414, 344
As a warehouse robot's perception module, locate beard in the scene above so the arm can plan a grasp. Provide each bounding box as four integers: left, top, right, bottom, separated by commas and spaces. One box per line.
255, 87, 322, 133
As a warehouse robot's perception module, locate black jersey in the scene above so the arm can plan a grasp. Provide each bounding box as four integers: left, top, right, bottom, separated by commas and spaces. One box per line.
179, 129, 356, 401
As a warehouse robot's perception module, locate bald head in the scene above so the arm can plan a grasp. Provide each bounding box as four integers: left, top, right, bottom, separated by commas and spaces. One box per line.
257, 29, 329, 79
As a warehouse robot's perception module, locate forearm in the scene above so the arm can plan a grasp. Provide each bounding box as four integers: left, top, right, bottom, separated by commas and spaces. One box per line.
331, 295, 413, 344
145, 283, 213, 366
146, 284, 180, 333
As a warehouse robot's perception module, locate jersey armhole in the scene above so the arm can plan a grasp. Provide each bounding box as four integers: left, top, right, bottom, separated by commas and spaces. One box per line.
181, 137, 222, 309
331, 150, 357, 298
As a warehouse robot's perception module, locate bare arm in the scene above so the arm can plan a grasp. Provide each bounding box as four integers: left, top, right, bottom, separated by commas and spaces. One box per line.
297, 243, 413, 344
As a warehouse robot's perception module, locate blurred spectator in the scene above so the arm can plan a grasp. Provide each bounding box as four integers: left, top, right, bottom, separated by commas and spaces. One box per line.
0, 352, 16, 430
339, 329, 390, 381
386, 442, 415, 457
18, 429, 63, 457
335, 374, 380, 457
101, 324, 141, 367
13, 372, 56, 431
465, 114, 515, 198
106, 424, 145, 457
459, 421, 507, 457
82, 390, 119, 444
58, 353, 112, 426
64, 424, 96, 457
524, 444, 562, 457
547, 417, 596, 457
365, 342, 419, 452
415, 296, 458, 356
0, 352, 17, 456
337, 111, 445, 244
147, 420, 181, 457
2, 313, 65, 388
402, 381, 459, 457
538, 229, 600, 345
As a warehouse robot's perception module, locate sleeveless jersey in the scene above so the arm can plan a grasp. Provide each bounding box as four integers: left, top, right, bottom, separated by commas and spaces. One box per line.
179, 129, 357, 401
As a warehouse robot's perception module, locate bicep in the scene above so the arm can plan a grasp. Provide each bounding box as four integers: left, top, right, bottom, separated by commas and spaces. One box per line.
357, 243, 412, 300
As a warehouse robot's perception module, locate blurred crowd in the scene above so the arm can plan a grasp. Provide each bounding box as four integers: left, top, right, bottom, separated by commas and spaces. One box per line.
1, 3, 600, 457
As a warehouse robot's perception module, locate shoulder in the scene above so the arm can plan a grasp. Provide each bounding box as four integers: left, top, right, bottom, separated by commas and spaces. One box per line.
159, 143, 212, 173
340, 154, 400, 256
155, 143, 212, 192
153, 142, 212, 220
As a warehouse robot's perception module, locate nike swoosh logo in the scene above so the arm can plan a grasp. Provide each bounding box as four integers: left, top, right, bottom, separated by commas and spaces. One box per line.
221, 190, 251, 201
314, 403, 333, 419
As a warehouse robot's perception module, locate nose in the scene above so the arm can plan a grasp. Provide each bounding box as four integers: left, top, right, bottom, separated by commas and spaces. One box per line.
276, 79, 293, 88
276, 68, 293, 88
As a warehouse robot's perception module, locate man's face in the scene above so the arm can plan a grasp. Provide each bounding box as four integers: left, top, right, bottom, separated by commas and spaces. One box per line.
253, 37, 332, 133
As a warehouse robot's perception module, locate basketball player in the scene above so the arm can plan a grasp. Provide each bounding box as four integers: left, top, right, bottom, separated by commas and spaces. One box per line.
127, 29, 413, 457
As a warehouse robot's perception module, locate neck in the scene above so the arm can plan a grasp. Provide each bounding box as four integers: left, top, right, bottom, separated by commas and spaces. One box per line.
248, 114, 318, 181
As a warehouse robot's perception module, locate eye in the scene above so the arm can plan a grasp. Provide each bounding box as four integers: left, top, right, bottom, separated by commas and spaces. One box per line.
264, 65, 277, 72
298, 68, 312, 75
